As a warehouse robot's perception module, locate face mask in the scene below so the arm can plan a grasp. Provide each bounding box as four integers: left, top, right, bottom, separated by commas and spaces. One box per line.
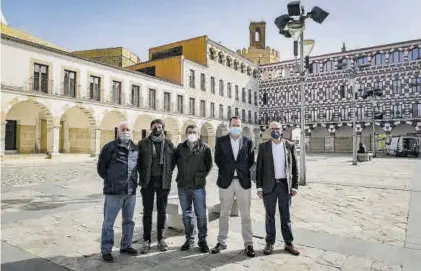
119, 132, 131, 142
271, 131, 282, 140
152, 127, 162, 136
230, 127, 242, 136
187, 134, 198, 142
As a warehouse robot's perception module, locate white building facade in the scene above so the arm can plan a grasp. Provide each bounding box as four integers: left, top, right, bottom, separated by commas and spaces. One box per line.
0, 34, 260, 157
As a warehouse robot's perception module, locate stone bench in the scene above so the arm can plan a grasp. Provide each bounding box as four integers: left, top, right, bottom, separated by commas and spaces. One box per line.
357, 153, 373, 162
164, 195, 239, 231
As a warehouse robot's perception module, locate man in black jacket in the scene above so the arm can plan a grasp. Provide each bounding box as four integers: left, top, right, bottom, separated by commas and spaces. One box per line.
174, 124, 212, 253
256, 121, 300, 256
97, 121, 138, 263
137, 119, 175, 254
211, 117, 256, 257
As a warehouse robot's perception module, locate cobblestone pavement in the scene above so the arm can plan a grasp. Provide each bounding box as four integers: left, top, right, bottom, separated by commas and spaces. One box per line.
1, 155, 420, 270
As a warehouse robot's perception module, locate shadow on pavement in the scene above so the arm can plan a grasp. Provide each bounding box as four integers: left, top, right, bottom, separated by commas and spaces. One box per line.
2, 247, 259, 271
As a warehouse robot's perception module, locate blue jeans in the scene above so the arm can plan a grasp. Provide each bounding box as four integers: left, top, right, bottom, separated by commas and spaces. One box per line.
178, 187, 207, 242
101, 194, 136, 254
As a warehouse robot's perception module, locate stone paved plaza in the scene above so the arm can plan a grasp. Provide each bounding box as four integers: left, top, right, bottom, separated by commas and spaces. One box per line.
1, 154, 421, 270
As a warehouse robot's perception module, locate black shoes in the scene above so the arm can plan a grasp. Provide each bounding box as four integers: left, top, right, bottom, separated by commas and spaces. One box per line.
211, 243, 227, 254
263, 243, 274, 255
245, 245, 255, 257
181, 240, 194, 251
198, 241, 209, 253
120, 247, 138, 256
102, 253, 114, 262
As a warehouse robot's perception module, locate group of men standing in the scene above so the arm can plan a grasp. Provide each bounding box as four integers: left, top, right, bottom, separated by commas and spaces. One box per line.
97, 117, 300, 263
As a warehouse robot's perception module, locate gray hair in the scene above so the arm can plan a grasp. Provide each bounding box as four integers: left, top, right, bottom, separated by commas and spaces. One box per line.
117, 121, 130, 131
269, 121, 282, 129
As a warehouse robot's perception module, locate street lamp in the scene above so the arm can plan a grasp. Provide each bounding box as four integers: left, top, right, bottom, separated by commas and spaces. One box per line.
274, 1, 329, 186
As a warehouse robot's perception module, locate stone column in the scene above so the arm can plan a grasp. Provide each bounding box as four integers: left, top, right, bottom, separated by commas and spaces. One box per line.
47, 125, 60, 158
325, 133, 335, 152
0, 122, 6, 157
63, 121, 70, 153
90, 128, 101, 157
35, 118, 41, 153
208, 135, 216, 150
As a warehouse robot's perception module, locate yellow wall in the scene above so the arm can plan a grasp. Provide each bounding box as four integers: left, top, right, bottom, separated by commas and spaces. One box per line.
1, 23, 67, 51
127, 55, 184, 85
100, 130, 115, 148
239, 46, 280, 65
73, 47, 141, 68
68, 128, 90, 153
149, 36, 208, 66
18, 125, 36, 153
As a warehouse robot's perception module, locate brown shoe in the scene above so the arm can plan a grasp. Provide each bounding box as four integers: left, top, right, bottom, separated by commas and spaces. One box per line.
263, 243, 274, 255
285, 244, 300, 256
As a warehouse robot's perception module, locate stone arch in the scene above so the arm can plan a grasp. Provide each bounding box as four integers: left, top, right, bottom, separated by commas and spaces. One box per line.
59, 105, 97, 154
200, 122, 216, 147
100, 110, 127, 147
334, 125, 353, 152
164, 117, 181, 144
253, 69, 259, 78
216, 123, 228, 137
243, 126, 252, 138
134, 114, 154, 142
391, 124, 416, 136
4, 97, 55, 154
361, 124, 385, 152
309, 126, 329, 152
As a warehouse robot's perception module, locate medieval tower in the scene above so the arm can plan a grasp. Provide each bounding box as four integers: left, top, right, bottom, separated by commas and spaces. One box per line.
237, 21, 280, 65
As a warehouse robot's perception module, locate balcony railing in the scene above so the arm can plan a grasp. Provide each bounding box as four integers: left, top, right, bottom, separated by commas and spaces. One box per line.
1, 80, 261, 126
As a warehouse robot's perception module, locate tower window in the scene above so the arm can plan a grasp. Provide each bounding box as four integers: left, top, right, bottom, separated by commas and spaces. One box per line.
255, 29, 260, 41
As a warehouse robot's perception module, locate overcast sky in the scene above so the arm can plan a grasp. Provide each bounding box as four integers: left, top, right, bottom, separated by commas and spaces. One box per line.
2, 0, 420, 61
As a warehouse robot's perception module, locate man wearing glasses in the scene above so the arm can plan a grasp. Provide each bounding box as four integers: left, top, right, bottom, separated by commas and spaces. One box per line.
255, 121, 300, 256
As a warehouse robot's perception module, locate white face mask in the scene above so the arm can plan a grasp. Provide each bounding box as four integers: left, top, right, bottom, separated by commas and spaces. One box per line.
187, 134, 198, 142
119, 132, 131, 142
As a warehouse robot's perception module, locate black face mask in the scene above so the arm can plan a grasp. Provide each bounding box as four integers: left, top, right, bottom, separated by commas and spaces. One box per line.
152, 127, 162, 136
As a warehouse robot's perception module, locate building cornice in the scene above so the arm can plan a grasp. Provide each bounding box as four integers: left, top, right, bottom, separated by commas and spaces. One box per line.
261, 39, 421, 68
1, 34, 183, 87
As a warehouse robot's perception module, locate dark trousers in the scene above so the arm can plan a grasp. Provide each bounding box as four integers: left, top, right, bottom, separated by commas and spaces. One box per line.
141, 178, 170, 242
263, 181, 293, 246
178, 187, 207, 242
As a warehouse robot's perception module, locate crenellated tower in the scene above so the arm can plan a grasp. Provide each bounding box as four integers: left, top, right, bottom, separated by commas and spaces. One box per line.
237, 21, 280, 65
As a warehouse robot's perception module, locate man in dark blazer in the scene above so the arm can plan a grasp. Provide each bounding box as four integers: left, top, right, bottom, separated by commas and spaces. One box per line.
137, 119, 176, 254
256, 121, 300, 256
211, 117, 256, 257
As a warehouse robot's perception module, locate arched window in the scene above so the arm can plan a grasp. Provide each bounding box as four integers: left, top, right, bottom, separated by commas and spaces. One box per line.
209, 48, 216, 60
253, 69, 259, 78
371, 53, 386, 66
226, 57, 232, 68
323, 61, 334, 72
247, 66, 252, 76
241, 63, 246, 73
389, 51, 404, 63
234, 60, 239, 71
218, 52, 224, 64
255, 29, 260, 41
409, 48, 421, 61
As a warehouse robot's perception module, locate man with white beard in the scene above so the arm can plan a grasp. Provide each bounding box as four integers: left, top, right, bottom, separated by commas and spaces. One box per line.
97, 121, 138, 262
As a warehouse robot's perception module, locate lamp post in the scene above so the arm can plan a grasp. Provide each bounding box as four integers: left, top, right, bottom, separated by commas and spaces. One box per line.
274, 1, 329, 185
